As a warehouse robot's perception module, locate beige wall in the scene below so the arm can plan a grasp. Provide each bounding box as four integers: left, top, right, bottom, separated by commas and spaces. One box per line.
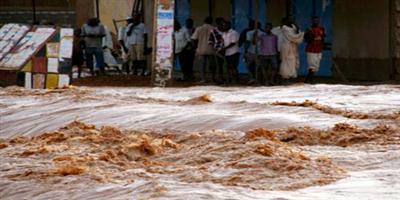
76, 0, 95, 27
266, 0, 286, 26
190, 0, 210, 27
99, 0, 134, 33
189, 0, 231, 26
212, 0, 231, 20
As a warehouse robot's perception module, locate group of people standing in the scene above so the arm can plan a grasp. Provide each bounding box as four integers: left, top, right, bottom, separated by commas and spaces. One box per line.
74, 14, 150, 77
173, 15, 326, 85
118, 14, 149, 76
174, 17, 242, 84
75, 14, 325, 86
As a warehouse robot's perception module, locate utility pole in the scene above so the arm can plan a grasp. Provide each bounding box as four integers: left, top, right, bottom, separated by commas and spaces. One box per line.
32, 0, 37, 24
132, 0, 141, 16
95, 0, 100, 19
208, 0, 212, 18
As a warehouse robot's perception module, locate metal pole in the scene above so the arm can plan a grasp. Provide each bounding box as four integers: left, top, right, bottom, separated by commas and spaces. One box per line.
132, 0, 138, 16
96, 0, 100, 19
208, 0, 212, 18
32, 0, 37, 24
286, 0, 291, 17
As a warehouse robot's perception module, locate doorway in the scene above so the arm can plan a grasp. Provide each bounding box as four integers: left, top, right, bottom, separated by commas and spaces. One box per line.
292, 0, 333, 77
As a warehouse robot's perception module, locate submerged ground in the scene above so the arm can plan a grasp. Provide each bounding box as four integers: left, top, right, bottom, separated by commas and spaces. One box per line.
0, 84, 399, 200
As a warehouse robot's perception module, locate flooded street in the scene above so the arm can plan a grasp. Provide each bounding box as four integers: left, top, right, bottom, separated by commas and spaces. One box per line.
0, 84, 399, 200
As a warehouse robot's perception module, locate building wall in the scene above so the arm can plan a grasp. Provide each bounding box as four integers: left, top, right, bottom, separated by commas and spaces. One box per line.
0, 0, 76, 10
75, 0, 95, 28
0, 0, 78, 27
190, 0, 211, 27
266, 0, 286, 26
99, 0, 134, 33
332, 0, 392, 81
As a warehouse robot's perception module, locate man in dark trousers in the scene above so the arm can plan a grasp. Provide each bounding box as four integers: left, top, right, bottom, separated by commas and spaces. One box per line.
125, 14, 149, 76
255, 23, 279, 85
304, 16, 325, 83
192, 17, 215, 83
208, 17, 226, 84
179, 18, 196, 81
81, 18, 106, 75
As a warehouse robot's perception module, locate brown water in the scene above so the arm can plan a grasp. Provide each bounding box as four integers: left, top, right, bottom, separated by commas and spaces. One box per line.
0, 84, 399, 200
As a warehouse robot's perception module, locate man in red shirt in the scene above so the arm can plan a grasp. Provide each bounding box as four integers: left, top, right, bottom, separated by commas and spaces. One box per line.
304, 16, 325, 83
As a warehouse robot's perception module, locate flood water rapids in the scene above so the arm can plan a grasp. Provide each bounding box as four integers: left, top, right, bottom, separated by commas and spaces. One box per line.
0, 84, 399, 200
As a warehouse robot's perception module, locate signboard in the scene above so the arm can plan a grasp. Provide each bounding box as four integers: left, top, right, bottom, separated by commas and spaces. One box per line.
59, 28, 74, 60
0, 24, 73, 89
0, 27, 55, 70
152, 0, 175, 87
0, 24, 30, 62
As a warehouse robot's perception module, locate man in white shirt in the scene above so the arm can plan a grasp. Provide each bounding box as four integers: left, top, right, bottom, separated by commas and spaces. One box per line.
174, 20, 191, 80
245, 22, 263, 82
191, 17, 215, 83
222, 21, 240, 84
102, 26, 120, 72
125, 14, 148, 76
118, 17, 133, 74
81, 18, 106, 75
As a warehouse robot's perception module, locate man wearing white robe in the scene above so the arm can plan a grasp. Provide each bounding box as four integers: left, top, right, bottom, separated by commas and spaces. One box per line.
279, 19, 304, 80
102, 26, 120, 71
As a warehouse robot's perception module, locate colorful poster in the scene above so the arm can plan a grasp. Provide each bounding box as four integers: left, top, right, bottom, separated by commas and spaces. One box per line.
152, 0, 175, 87
60, 28, 74, 39
58, 74, 70, 88
0, 26, 55, 70
32, 74, 45, 89
32, 57, 47, 73
47, 58, 59, 73
21, 60, 32, 72
59, 37, 73, 59
46, 42, 59, 58
59, 28, 74, 60
24, 72, 32, 89
46, 74, 59, 89
0, 24, 30, 61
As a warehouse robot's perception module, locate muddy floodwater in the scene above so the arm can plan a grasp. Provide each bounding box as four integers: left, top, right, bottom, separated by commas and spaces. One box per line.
0, 84, 399, 200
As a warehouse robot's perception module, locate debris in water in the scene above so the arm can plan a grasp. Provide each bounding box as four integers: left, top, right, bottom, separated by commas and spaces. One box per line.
273, 123, 399, 147
1, 121, 345, 191
55, 164, 86, 176
182, 94, 213, 105
0, 143, 8, 149
271, 100, 400, 120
